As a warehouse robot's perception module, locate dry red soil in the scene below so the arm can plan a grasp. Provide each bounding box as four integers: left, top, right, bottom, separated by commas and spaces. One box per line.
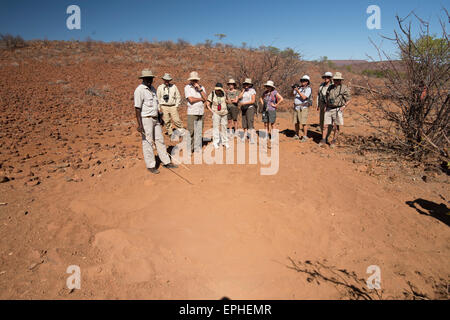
0, 42, 448, 299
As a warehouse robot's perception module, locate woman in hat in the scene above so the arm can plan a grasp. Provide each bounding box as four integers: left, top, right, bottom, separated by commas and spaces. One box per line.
237, 78, 257, 143
317, 72, 333, 135
260, 80, 283, 138
206, 83, 229, 149
226, 79, 240, 136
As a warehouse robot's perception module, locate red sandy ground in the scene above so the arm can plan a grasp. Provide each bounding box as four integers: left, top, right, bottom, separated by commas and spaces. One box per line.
0, 42, 448, 299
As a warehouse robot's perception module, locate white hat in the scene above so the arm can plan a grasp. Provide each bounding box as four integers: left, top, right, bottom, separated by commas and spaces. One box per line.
162, 73, 173, 81
322, 72, 333, 78
243, 78, 253, 85
139, 69, 156, 78
333, 72, 344, 80
188, 71, 200, 81
264, 80, 275, 88
227, 78, 236, 84
300, 75, 310, 82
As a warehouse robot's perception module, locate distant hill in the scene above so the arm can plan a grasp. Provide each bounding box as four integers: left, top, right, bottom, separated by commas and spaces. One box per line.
330, 60, 369, 66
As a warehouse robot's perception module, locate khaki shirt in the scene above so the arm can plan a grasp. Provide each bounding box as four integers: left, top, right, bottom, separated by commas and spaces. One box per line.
207, 92, 228, 116
326, 84, 351, 108
317, 82, 331, 108
157, 83, 181, 107
134, 84, 158, 117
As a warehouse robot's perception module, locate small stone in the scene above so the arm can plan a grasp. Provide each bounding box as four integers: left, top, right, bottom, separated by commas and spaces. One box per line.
0, 176, 10, 183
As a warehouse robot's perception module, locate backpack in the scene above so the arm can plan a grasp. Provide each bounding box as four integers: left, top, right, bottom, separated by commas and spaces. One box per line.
306, 86, 313, 107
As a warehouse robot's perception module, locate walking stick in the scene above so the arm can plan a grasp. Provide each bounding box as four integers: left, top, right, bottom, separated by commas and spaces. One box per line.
144, 132, 194, 185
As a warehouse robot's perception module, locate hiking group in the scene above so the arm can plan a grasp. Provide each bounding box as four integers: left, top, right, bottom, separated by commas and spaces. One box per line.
134, 69, 351, 174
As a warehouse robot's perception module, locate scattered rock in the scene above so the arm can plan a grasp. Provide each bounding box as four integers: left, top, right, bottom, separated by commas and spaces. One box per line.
0, 176, 10, 183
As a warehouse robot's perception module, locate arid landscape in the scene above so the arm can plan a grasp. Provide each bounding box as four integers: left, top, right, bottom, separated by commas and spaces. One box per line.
0, 41, 448, 299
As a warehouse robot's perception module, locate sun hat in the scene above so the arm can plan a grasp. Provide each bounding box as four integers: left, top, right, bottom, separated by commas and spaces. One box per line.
188, 71, 200, 81
333, 72, 344, 80
243, 78, 253, 85
322, 71, 333, 78
162, 73, 173, 81
139, 69, 156, 78
300, 75, 310, 82
227, 78, 236, 84
214, 82, 225, 93
264, 80, 275, 88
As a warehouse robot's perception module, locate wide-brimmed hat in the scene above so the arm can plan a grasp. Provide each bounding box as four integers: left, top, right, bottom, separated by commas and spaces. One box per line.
243, 78, 253, 85
188, 71, 200, 81
300, 75, 310, 82
162, 73, 173, 81
139, 69, 156, 78
333, 72, 344, 80
214, 82, 225, 93
264, 80, 275, 88
322, 71, 333, 78
227, 78, 236, 84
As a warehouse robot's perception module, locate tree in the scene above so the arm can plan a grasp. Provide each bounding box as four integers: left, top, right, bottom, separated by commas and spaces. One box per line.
367, 11, 449, 162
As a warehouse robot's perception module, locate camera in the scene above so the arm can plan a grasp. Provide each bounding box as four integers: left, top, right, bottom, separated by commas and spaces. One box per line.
292, 84, 300, 89
163, 94, 169, 102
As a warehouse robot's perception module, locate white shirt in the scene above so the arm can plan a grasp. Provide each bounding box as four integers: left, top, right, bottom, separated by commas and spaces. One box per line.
134, 84, 158, 117
184, 84, 206, 115
293, 86, 311, 110
241, 88, 256, 107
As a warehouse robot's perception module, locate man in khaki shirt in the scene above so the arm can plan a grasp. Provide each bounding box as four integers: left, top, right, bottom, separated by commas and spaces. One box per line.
157, 73, 184, 138
320, 72, 351, 148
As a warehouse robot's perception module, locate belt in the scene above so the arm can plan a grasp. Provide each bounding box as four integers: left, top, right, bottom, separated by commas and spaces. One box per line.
161, 104, 176, 107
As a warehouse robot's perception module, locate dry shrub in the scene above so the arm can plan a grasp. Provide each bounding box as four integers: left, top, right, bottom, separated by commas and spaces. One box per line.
366, 11, 449, 162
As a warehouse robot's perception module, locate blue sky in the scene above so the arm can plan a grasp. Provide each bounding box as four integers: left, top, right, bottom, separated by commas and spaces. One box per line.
0, 0, 448, 60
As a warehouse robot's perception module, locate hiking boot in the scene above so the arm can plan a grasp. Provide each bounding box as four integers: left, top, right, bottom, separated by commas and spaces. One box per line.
330, 139, 337, 148
148, 167, 160, 174
300, 136, 309, 142
163, 163, 178, 169
293, 135, 300, 140
319, 139, 327, 147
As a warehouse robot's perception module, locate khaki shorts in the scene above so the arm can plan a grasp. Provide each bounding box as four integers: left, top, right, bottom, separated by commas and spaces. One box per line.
324, 108, 344, 126
293, 107, 309, 125
227, 105, 239, 121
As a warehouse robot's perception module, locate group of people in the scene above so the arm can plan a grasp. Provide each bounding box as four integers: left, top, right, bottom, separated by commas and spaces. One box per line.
133, 69, 351, 174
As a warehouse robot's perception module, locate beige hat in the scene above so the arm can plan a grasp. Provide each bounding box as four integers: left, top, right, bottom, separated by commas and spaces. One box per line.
264, 80, 275, 88
139, 69, 156, 78
188, 71, 200, 81
333, 72, 344, 80
243, 78, 253, 85
162, 73, 173, 81
227, 78, 236, 84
